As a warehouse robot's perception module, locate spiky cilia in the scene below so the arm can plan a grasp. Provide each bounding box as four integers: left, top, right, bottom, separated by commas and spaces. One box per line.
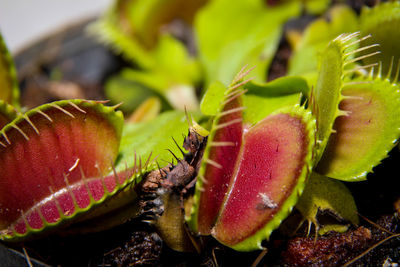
186, 67, 316, 251
310, 32, 380, 163
136, 118, 208, 251
360, 1, 400, 79
0, 100, 154, 242
317, 62, 400, 181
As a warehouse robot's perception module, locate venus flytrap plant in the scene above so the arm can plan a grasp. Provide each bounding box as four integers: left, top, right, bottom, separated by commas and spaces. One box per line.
288, 5, 359, 86
296, 172, 359, 236
296, 28, 400, 240
317, 64, 400, 181
0, 98, 200, 245
90, 0, 204, 111
294, 32, 380, 234
0, 32, 200, 247
1, 2, 400, 265
187, 35, 383, 246
0, 102, 200, 243
360, 1, 400, 79
282, 5, 400, 238
194, 0, 301, 85
104, 34, 202, 111
242, 76, 309, 124
89, 0, 207, 69
211, 105, 316, 251
0, 32, 388, 252
187, 67, 317, 251
309, 32, 380, 163
306, 30, 400, 182
0, 100, 143, 241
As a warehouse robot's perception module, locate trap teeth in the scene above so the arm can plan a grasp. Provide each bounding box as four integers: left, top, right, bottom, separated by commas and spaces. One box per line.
0, 100, 127, 241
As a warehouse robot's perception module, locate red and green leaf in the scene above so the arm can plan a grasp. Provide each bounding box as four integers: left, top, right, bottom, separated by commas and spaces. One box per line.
213, 106, 316, 251
360, 1, 400, 79
187, 71, 247, 234
188, 68, 316, 250
0, 100, 146, 241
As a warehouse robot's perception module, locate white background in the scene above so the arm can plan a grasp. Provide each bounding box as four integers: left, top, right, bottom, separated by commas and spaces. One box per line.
0, 0, 112, 53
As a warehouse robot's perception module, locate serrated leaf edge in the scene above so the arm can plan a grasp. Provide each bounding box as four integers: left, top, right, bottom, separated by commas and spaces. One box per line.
185, 68, 251, 232
227, 105, 316, 251
311, 32, 379, 163
0, 100, 17, 130
0, 100, 155, 242
320, 66, 400, 181
87, 7, 154, 69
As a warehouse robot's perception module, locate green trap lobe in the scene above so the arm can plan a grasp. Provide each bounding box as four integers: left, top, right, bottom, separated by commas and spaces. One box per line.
360, 2, 400, 80
312, 40, 342, 160
317, 80, 400, 181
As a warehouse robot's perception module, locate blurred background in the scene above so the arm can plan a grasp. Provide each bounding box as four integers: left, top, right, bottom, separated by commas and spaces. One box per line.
0, 0, 111, 52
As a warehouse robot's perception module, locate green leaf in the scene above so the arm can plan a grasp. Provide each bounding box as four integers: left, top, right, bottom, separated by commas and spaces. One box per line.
243, 94, 302, 125
128, 97, 162, 123
187, 69, 316, 251
288, 5, 358, 86
89, 0, 207, 69
212, 105, 316, 251
104, 74, 161, 114
199, 74, 308, 118
303, 0, 330, 15
112, 35, 201, 111
244, 76, 309, 97
360, 1, 400, 80
0, 100, 17, 130
200, 81, 227, 116
241, 76, 309, 124
187, 76, 245, 235
316, 75, 400, 181
88, 2, 154, 69
116, 111, 199, 172
195, 0, 300, 85
0, 100, 128, 241
151, 35, 201, 86
296, 172, 359, 233
0, 32, 19, 108
310, 32, 379, 163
